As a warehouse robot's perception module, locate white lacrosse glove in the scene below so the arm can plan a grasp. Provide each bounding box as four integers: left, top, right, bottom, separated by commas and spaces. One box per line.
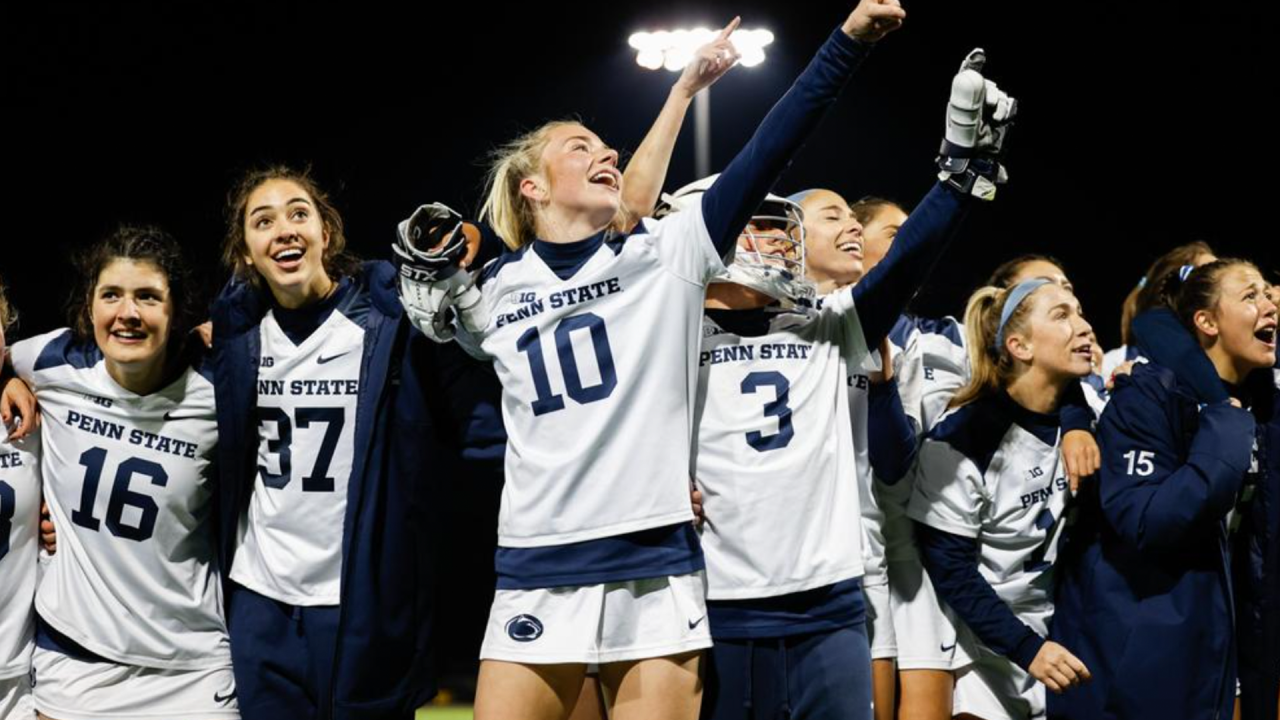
392, 203, 485, 343
937, 49, 1018, 201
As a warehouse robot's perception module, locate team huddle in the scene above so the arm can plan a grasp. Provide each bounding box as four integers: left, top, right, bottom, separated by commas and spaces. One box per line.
1, 2, 1277, 720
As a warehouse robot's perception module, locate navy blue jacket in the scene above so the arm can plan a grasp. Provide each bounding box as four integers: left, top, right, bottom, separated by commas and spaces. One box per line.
210, 262, 504, 719
1131, 307, 1280, 720
1049, 362, 1255, 720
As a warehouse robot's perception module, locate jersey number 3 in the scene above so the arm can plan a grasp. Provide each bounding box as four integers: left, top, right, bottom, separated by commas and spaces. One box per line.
741, 371, 794, 452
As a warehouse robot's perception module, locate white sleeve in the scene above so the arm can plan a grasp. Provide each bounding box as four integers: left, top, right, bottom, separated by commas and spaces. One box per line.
646, 202, 726, 286
906, 438, 986, 539
820, 289, 877, 374
919, 334, 968, 433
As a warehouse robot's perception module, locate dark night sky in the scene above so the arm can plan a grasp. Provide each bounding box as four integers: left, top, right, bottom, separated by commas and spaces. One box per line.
5, 2, 1277, 349
3, 0, 1277, 681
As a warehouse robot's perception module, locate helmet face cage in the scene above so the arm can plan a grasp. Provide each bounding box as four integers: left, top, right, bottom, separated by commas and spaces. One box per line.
656, 178, 816, 305
738, 196, 806, 284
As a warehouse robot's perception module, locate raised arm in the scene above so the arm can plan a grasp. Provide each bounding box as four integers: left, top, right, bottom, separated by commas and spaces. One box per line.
701, 1, 905, 256
620, 18, 742, 223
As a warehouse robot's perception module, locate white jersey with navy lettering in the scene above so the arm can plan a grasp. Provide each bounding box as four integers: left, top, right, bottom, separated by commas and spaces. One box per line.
915, 316, 970, 434
907, 393, 1070, 624
850, 316, 923, 578
478, 204, 724, 548
0, 426, 40, 680
10, 329, 229, 670
694, 289, 874, 600
230, 294, 364, 606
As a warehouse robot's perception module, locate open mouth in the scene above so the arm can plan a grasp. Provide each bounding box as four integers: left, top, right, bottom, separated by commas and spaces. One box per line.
272, 246, 306, 270
1255, 323, 1277, 348
837, 240, 863, 259
589, 169, 620, 192
1072, 343, 1094, 361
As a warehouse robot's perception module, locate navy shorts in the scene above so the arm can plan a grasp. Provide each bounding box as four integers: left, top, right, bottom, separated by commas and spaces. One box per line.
701, 621, 873, 720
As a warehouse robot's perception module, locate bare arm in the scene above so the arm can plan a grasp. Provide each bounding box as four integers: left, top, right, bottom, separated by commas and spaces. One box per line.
620, 17, 742, 225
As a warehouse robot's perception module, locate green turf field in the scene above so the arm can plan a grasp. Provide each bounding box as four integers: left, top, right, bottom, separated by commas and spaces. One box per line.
416, 706, 473, 720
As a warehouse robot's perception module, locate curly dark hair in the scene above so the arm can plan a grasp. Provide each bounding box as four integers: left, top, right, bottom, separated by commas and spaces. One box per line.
66, 224, 197, 356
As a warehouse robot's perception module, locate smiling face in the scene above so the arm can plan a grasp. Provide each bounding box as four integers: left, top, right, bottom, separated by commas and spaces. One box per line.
1004, 284, 1095, 383
242, 178, 333, 308
522, 123, 622, 239
859, 203, 908, 272
799, 190, 864, 289
91, 258, 173, 380
1195, 265, 1278, 377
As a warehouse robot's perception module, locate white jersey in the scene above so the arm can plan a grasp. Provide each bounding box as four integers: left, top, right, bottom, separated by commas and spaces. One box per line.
907, 392, 1070, 620
853, 316, 925, 574
231, 286, 364, 606
10, 329, 229, 670
0, 425, 40, 680
914, 316, 970, 434
693, 289, 874, 600
477, 204, 723, 548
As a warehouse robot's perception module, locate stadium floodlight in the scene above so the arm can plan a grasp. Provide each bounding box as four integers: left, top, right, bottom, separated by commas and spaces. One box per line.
628, 25, 773, 177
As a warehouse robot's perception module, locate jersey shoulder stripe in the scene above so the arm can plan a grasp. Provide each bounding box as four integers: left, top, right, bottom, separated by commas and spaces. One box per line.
929, 396, 1016, 474
913, 315, 965, 348
32, 329, 100, 373
479, 242, 535, 286
888, 313, 917, 350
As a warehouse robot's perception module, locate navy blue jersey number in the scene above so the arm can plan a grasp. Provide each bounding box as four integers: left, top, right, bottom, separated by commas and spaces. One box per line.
256, 406, 345, 491
1023, 507, 1057, 573
741, 371, 795, 452
0, 480, 15, 561
518, 313, 618, 416
70, 447, 169, 542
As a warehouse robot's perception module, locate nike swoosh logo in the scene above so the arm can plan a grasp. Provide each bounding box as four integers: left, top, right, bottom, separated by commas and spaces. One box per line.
317, 352, 351, 365
213, 689, 237, 705
940, 642, 957, 652
688, 616, 706, 630
163, 411, 201, 421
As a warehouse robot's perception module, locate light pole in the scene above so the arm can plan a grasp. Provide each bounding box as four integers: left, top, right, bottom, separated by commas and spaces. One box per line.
628, 26, 773, 178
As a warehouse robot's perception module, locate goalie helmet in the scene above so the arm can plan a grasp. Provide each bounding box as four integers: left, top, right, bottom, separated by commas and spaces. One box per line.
656, 175, 815, 306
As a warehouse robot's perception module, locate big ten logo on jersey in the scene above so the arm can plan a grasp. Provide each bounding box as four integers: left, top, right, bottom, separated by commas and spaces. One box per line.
78, 392, 113, 409
1018, 465, 1068, 510
259, 356, 275, 368
847, 373, 870, 390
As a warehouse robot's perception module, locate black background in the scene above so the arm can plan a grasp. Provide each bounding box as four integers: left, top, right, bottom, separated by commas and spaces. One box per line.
5, 1, 1276, 682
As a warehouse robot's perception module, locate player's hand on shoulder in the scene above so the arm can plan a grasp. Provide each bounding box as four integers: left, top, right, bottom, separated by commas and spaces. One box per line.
1, 375, 40, 440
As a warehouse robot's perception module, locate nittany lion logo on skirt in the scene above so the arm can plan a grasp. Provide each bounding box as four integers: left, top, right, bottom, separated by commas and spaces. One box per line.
505, 614, 544, 642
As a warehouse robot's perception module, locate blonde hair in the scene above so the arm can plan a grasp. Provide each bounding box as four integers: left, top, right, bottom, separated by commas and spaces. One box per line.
950, 283, 1044, 409
0, 275, 15, 332
480, 120, 631, 250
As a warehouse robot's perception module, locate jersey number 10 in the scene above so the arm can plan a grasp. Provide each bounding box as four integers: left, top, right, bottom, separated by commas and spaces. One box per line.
518, 313, 618, 416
